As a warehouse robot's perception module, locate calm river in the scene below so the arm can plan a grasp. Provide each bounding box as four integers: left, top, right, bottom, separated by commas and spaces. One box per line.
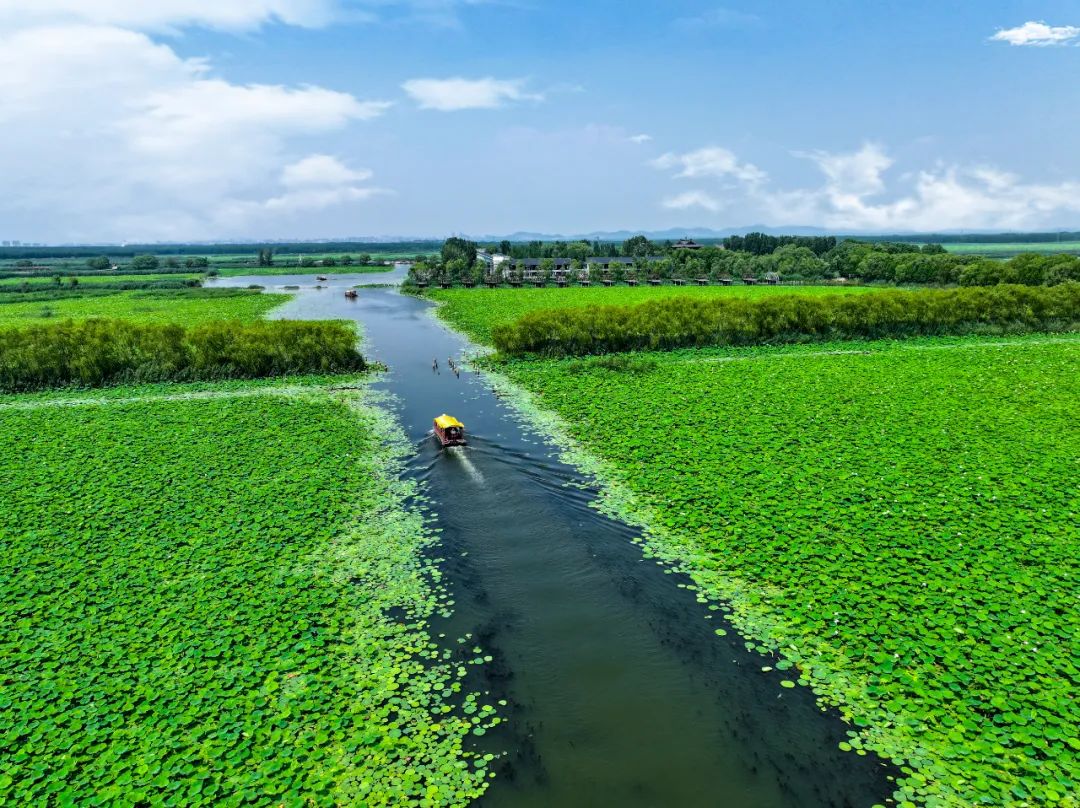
207, 268, 895, 807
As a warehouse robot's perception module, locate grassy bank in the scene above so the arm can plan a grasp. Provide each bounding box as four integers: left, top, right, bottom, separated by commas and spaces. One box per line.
211, 262, 398, 277
0, 289, 288, 331
0, 380, 496, 805
0, 273, 203, 288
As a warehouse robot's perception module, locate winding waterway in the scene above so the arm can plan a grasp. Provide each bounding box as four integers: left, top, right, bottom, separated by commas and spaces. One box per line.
207, 268, 896, 807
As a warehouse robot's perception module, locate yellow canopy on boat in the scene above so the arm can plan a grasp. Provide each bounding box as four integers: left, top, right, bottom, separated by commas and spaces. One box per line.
435, 414, 464, 429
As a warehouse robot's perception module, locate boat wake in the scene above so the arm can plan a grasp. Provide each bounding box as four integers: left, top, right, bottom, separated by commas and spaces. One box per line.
445, 445, 484, 485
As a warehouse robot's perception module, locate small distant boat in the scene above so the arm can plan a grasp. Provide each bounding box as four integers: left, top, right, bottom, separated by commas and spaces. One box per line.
316, 274, 328, 281
344, 289, 358, 299
434, 414, 466, 447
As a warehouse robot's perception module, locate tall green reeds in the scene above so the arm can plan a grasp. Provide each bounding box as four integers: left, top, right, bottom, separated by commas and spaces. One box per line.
492, 283, 1080, 357
0, 318, 366, 391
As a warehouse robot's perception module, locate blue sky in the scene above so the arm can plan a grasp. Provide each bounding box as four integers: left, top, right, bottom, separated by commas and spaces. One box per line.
2, 1, 1079, 242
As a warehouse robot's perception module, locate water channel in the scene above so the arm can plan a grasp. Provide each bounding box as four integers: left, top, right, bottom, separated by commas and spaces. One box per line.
207, 268, 896, 807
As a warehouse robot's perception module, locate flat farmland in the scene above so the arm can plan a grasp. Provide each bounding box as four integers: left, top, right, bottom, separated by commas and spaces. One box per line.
943, 242, 1080, 257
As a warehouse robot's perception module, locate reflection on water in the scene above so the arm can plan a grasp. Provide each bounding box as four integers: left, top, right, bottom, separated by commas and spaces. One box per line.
231, 272, 895, 808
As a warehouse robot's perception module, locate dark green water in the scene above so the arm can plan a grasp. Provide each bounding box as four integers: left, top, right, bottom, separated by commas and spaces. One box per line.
209, 272, 897, 807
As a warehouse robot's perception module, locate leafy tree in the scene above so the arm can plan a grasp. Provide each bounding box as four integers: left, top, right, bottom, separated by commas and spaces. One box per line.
86, 256, 111, 271
184, 257, 209, 268
410, 261, 431, 283
922, 243, 947, 255
131, 254, 159, 271
299, 256, 315, 268
442, 237, 478, 267
959, 259, 1015, 287
322, 256, 337, 268
826, 240, 874, 278
256, 248, 274, 267
621, 235, 654, 257
357, 253, 372, 265
68, 277, 79, 288
772, 245, 826, 279
858, 252, 897, 283
566, 241, 591, 262
340, 255, 354, 266
14, 259, 33, 268
446, 257, 468, 282
165, 257, 180, 269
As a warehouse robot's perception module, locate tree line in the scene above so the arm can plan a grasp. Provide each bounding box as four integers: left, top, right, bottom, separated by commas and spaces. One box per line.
491, 283, 1080, 358
413, 235, 1080, 288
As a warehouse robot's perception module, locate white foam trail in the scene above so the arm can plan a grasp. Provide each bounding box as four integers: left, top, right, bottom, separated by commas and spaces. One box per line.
448, 447, 484, 484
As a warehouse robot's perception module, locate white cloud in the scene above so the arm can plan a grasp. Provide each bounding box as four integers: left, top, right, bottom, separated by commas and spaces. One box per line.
673, 7, 761, 30
281, 154, 374, 187
793, 142, 892, 197
0, 0, 337, 31
265, 155, 381, 212
652, 140, 1080, 231
0, 24, 390, 240
402, 77, 542, 110
663, 190, 721, 213
0, 0, 500, 33
629, 133, 653, 144
768, 143, 1080, 231
991, 21, 1080, 46
651, 146, 766, 184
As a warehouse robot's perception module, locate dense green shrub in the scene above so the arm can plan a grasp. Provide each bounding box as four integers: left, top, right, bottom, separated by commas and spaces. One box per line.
492, 283, 1080, 356
0, 318, 366, 391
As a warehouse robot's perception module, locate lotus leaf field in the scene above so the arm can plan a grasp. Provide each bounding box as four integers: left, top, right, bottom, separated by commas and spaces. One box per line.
430, 289, 1080, 807
0, 381, 495, 806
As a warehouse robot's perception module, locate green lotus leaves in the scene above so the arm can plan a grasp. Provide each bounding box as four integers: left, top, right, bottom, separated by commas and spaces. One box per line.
0, 381, 491, 805
441, 286, 1079, 808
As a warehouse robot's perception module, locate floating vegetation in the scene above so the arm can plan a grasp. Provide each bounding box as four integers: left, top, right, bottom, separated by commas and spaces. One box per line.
456, 322, 1080, 807
0, 381, 494, 805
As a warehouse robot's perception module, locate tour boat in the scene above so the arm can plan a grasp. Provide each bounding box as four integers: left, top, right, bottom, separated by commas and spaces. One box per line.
344, 289, 358, 299
316, 274, 328, 281
434, 414, 467, 447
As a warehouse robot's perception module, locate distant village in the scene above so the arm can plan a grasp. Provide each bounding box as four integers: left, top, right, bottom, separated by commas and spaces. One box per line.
443, 239, 783, 286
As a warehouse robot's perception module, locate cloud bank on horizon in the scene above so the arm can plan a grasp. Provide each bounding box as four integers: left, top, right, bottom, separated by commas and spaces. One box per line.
0, 2, 1079, 241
